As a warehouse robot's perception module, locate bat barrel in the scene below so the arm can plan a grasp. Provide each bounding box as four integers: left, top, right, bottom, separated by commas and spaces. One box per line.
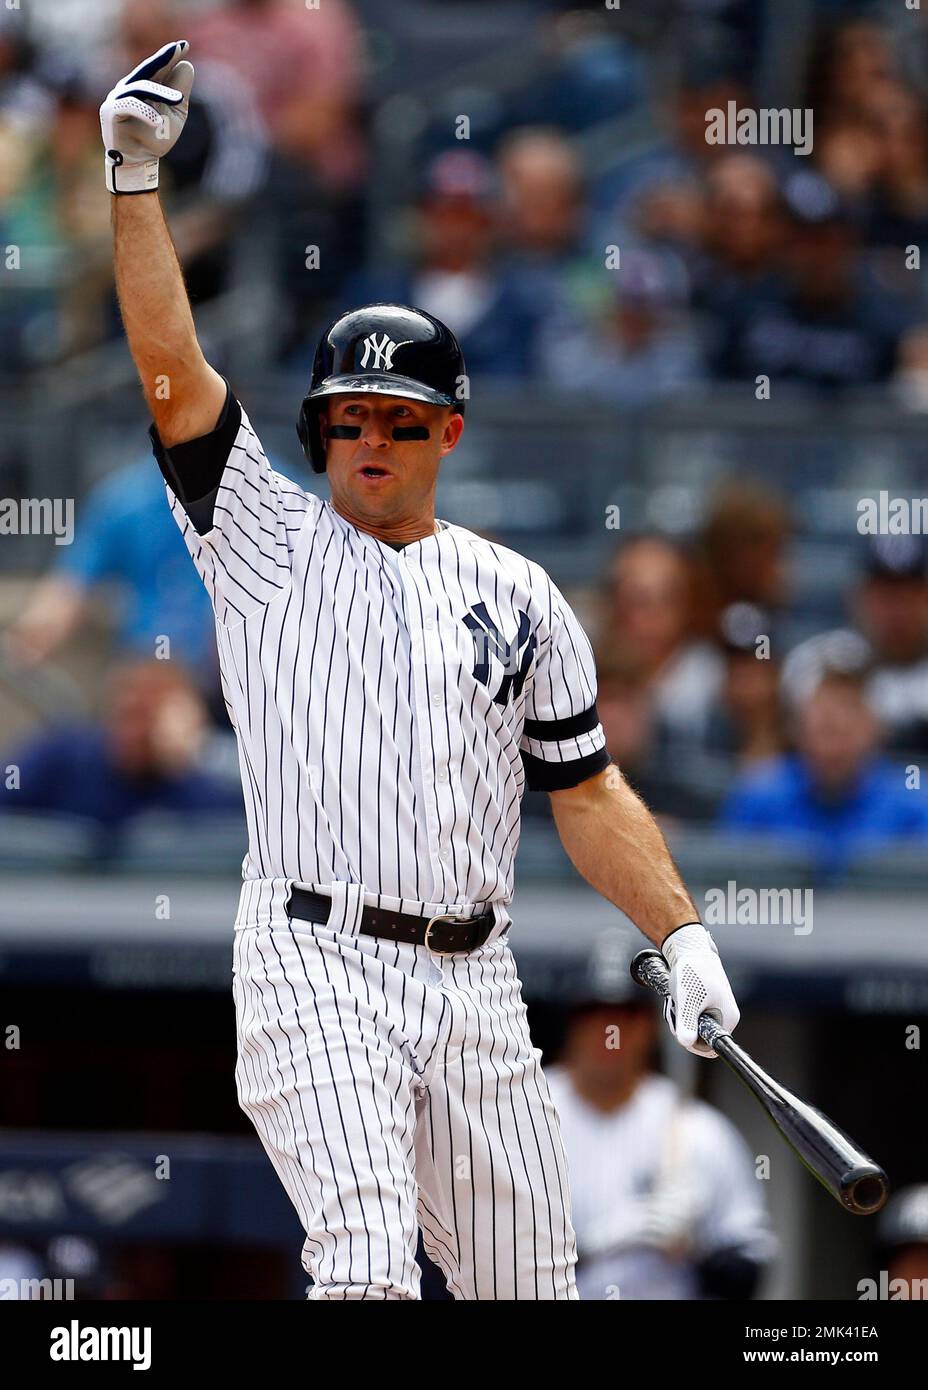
629, 949, 890, 1217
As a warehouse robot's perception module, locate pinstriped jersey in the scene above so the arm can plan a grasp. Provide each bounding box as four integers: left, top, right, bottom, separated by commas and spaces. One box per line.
156, 393, 610, 928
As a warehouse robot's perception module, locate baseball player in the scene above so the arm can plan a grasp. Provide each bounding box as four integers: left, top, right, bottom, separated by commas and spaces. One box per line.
101, 40, 741, 1301
546, 930, 775, 1301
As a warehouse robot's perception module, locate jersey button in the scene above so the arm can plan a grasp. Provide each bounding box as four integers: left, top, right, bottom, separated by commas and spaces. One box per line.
437, 767, 449, 783
424, 618, 435, 631
431, 691, 443, 707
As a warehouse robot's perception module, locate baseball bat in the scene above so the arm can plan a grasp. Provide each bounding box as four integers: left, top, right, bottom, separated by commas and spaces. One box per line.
630, 949, 889, 1216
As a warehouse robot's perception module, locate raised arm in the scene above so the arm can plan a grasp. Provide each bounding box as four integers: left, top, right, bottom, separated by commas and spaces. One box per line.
113, 194, 225, 445
103, 40, 225, 445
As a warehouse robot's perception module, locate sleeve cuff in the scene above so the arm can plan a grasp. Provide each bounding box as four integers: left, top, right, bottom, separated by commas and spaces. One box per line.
521, 745, 612, 792
149, 380, 242, 511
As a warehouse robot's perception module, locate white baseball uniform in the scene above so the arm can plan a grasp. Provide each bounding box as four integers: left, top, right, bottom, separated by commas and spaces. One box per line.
151, 384, 611, 1299
545, 1069, 776, 1301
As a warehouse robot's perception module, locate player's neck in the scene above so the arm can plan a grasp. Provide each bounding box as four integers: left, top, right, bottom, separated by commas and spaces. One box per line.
330, 498, 439, 545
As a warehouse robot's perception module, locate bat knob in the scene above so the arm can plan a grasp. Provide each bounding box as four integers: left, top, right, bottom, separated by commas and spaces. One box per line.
629, 948, 667, 988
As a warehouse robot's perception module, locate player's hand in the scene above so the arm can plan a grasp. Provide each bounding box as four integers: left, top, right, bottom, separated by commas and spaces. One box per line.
661, 923, 740, 1059
634, 1187, 700, 1256
581, 1185, 703, 1259
100, 40, 194, 194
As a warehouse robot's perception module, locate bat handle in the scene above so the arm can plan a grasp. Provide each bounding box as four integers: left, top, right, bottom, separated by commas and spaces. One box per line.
630, 948, 729, 1051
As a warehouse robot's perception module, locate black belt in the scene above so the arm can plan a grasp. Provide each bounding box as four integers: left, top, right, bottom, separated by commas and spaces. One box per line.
286, 887, 497, 954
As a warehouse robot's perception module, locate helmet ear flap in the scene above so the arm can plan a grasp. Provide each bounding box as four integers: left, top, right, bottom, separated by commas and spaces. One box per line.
297, 398, 327, 473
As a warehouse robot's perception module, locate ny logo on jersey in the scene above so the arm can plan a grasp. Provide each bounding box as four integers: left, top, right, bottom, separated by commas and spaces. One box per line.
462, 602, 537, 707
359, 333, 412, 372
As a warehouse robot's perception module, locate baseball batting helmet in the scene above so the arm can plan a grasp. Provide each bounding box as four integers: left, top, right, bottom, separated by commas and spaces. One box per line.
297, 303, 467, 473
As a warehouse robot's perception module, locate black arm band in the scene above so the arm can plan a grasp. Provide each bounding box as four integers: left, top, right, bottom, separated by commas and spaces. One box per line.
523, 703, 602, 742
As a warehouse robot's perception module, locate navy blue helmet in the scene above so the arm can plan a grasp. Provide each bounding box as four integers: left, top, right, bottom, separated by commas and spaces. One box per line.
297, 303, 467, 473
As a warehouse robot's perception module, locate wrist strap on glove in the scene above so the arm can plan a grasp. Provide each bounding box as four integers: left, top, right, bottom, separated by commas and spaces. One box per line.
662, 922, 717, 967
105, 150, 160, 195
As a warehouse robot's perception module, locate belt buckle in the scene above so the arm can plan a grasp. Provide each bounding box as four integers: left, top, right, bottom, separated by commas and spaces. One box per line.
425, 911, 468, 955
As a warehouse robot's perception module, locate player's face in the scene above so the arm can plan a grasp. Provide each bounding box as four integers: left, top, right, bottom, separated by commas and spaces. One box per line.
565, 1004, 658, 1089
321, 395, 464, 534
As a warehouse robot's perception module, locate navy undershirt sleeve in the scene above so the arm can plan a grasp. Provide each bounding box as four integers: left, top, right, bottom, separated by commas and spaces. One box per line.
149, 379, 243, 535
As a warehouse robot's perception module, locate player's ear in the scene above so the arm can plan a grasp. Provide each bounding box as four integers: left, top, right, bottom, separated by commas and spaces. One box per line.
440, 409, 465, 457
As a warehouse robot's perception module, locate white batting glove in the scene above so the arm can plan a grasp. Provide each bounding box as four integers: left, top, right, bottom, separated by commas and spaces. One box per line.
583, 1190, 701, 1259
661, 924, 740, 1059
100, 39, 194, 194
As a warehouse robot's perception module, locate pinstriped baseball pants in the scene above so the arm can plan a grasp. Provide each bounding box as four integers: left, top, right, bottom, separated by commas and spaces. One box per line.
232, 917, 579, 1300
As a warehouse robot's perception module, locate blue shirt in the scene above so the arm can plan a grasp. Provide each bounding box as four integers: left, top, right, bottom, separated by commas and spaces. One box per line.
57, 461, 215, 669
0, 724, 242, 827
721, 754, 928, 874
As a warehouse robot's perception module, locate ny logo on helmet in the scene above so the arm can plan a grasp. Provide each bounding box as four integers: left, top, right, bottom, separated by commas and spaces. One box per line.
359, 333, 412, 372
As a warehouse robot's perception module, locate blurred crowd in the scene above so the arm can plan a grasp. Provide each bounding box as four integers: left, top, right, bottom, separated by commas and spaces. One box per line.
5, 1, 928, 397
2, 0, 928, 875
589, 513, 928, 876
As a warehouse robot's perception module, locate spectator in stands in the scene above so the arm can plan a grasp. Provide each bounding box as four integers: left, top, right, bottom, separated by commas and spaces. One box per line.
601, 535, 723, 748
692, 480, 791, 643
546, 928, 775, 1301
806, 16, 900, 129
702, 603, 788, 767
595, 649, 718, 821
0, 53, 108, 368
591, 51, 752, 265
187, 0, 363, 191
866, 81, 928, 256
0, 16, 49, 139
0, 659, 242, 830
539, 246, 704, 406
188, 0, 365, 350
96, 0, 269, 309
2, 4, 268, 370
721, 668, 928, 875
711, 170, 915, 389
337, 149, 546, 379
813, 116, 882, 217
494, 126, 601, 322
782, 535, 928, 756
5, 457, 217, 682
692, 154, 785, 331
46, 62, 127, 355
495, 127, 585, 271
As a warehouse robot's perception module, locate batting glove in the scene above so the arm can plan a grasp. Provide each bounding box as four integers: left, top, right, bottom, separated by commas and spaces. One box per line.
582, 1185, 704, 1259
100, 39, 194, 194
661, 923, 740, 1059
